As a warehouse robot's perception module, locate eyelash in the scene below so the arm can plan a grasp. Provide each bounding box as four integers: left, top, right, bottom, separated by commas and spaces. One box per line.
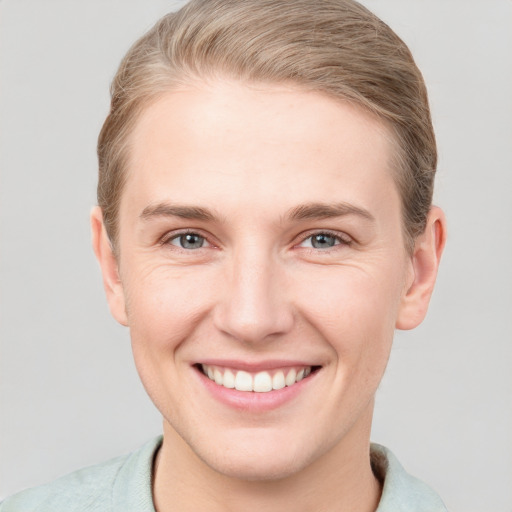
159, 229, 352, 252
159, 229, 212, 250
296, 230, 352, 251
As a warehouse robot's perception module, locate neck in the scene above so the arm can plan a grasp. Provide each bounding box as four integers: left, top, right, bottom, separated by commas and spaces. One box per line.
153, 406, 381, 512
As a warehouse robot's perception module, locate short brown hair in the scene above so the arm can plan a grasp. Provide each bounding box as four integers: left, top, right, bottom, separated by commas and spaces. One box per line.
98, 0, 436, 252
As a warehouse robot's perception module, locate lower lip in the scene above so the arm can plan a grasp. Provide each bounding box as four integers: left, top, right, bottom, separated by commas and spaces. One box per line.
195, 367, 319, 412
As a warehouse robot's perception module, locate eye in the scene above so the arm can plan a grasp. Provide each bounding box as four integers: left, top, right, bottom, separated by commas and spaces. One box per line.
299, 232, 349, 249
168, 232, 209, 250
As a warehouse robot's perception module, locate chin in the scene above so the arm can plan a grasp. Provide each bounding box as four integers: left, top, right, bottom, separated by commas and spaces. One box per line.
206, 450, 308, 482
192, 429, 322, 482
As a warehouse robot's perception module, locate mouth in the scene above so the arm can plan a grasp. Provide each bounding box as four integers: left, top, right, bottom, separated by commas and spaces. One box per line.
197, 363, 320, 393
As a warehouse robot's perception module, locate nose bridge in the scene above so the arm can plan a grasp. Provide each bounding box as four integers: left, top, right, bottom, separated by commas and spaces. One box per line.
214, 242, 293, 343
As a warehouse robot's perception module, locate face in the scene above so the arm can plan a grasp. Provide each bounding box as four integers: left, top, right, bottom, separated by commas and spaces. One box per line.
99, 81, 420, 480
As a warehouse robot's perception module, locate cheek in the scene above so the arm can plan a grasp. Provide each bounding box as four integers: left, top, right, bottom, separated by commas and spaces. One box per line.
123, 263, 219, 351
123, 264, 219, 415
291, 262, 404, 360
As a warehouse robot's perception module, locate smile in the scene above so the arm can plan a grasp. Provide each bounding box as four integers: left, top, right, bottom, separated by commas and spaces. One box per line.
200, 364, 315, 393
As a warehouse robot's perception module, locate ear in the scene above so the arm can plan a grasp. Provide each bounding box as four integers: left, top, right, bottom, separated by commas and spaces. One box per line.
91, 206, 128, 326
396, 206, 447, 330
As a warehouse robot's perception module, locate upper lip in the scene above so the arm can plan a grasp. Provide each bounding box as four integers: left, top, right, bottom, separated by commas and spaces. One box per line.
194, 359, 321, 372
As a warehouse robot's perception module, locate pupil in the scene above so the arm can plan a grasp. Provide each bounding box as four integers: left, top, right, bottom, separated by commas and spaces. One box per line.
312, 234, 335, 248
181, 233, 203, 249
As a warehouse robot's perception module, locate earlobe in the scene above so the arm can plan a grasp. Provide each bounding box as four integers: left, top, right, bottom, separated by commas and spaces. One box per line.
90, 207, 128, 326
396, 206, 447, 330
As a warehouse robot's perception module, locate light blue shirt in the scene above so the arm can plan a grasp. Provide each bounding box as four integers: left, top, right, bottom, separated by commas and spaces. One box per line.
1, 437, 447, 511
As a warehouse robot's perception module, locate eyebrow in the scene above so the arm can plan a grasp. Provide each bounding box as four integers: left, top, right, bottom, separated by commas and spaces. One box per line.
286, 202, 375, 222
139, 201, 375, 224
140, 203, 218, 222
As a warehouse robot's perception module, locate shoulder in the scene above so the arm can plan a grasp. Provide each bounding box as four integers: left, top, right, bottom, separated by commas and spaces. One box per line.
0, 437, 162, 512
1, 455, 125, 512
371, 444, 448, 512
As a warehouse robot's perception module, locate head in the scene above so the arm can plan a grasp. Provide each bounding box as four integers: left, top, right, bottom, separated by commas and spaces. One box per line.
92, 0, 445, 482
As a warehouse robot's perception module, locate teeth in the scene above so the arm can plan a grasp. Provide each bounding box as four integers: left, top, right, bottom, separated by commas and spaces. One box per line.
235, 370, 253, 391
214, 368, 223, 385
285, 368, 296, 386
201, 364, 314, 392
272, 371, 286, 390
223, 369, 235, 388
254, 372, 273, 392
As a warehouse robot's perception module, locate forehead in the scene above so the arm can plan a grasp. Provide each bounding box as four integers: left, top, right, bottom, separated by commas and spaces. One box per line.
123, 81, 399, 219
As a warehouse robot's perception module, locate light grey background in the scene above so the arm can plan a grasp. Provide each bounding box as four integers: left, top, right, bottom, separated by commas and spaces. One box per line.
1, 1, 511, 510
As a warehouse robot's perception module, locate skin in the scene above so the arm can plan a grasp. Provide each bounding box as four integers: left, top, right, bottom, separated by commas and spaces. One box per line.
92, 80, 446, 512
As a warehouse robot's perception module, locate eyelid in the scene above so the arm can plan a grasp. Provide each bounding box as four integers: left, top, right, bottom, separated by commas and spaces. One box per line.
295, 229, 353, 248
159, 228, 215, 248
157, 227, 352, 250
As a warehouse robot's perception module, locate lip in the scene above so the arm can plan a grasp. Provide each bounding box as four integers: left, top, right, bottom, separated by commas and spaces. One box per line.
193, 360, 321, 412
197, 358, 317, 372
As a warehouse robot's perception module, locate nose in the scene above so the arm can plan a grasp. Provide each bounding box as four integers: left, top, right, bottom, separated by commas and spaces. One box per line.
213, 247, 294, 345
